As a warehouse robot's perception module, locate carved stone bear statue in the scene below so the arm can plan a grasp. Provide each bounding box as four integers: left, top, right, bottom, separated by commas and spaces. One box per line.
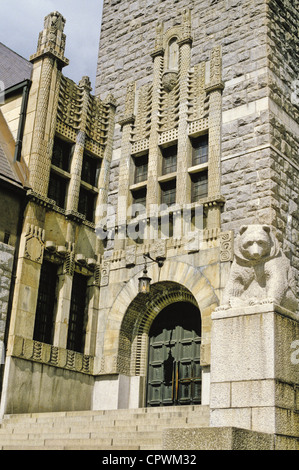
221, 224, 298, 312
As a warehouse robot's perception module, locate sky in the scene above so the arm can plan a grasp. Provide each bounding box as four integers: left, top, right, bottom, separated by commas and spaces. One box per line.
0, 0, 103, 91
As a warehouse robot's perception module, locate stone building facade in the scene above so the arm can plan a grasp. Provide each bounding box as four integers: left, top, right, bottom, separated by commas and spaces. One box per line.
94, 0, 298, 408
0, 0, 298, 450
0, 12, 116, 414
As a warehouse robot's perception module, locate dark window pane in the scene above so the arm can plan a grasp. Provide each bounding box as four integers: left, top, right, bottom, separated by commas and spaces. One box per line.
81, 153, 101, 187
191, 171, 208, 202
161, 179, 176, 206
48, 172, 67, 208
162, 145, 177, 174
131, 187, 147, 216
191, 135, 208, 166
67, 273, 88, 353
134, 154, 148, 184
78, 187, 96, 222
52, 137, 73, 171
33, 261, 58, 344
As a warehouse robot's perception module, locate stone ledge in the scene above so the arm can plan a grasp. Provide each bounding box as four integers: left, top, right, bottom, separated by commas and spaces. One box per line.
212, 303, 299, 322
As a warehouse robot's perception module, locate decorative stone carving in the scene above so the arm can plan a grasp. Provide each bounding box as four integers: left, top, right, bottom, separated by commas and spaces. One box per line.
10, 336, 94, 375
162, 71, 178, 92
221, 225, 298, 312
100, 260, 110, 287
125, 245, 136, 267
219, 231, 234, 262
23, 225, 45, 264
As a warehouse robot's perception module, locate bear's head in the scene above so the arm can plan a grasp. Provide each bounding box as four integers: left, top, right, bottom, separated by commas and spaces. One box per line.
236, 224, 280, 263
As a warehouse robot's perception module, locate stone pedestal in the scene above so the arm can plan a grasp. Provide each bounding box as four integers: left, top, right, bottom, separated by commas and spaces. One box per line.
209, 303, 299, 446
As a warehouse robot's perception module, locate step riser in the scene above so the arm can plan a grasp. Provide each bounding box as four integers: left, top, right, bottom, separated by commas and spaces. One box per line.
0, 406, 210, 450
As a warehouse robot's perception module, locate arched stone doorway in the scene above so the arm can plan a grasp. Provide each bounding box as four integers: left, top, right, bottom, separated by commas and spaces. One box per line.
117, 280, 204, 407
96, 260, 219, 409
146, 301, 201, 407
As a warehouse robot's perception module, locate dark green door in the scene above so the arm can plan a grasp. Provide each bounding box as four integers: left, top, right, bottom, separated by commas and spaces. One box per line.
146, 302, 201, 407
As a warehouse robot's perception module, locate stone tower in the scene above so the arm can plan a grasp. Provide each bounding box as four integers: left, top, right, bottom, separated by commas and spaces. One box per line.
96, 0, 298, 265
92, 0, 298, 445
0, 1, 297, 450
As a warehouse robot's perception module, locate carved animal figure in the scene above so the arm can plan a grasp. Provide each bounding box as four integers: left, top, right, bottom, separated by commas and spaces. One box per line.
222, 224, 298, 312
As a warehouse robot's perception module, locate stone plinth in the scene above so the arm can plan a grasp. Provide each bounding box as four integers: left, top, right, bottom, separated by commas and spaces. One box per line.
209, 303, 299, 441
163, 426, 275, 450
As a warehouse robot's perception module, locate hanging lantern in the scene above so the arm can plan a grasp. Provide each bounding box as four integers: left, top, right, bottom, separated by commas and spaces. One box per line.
138, 256, 151, 294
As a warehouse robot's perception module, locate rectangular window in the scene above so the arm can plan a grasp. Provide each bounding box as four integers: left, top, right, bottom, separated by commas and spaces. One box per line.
191, 171, 208, 202
134, 154, 148, 184
67, 272, 88, 353
78, 187, 97, 222
81, 153, 101, 187
162, 145, 177, 175
131, 187, 147, 216
191, 135, 208, 166
161, 179, 176, 206
48, 172, 67, 208
33, 261, 58, 344
52, 137, 73, 171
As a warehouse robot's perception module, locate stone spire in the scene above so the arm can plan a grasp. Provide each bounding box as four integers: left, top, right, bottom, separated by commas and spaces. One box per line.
30, 11, 69, 67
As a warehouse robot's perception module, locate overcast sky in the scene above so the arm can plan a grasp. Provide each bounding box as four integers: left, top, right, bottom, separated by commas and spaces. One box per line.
0, 0, 103, 90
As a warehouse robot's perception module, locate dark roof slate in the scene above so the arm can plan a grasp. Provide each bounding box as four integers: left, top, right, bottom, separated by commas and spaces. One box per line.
0, 141, 20, 185
0, 42, 32, 90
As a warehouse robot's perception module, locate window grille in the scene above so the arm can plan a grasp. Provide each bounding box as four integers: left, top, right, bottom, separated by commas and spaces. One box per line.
191, 134, 208, 166
134, 154, 148, 184
81, 153, 101, 187
162, 145, 177, 175
67, 272, 88, 353
161, 179, 176, 206
191, 171, 208, 202
48, 173, 67, 208
52, 137, 73, 171
33, 261, 58, 344
78, 187, 96, 222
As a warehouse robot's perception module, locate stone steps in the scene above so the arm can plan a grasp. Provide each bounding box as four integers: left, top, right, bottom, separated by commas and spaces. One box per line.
0, 405, 210, 450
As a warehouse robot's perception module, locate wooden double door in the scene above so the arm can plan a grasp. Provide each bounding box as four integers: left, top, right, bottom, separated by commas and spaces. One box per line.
146, 302, 202, 407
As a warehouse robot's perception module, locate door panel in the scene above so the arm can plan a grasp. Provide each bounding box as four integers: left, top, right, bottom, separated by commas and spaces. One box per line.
146, 302, 201, 407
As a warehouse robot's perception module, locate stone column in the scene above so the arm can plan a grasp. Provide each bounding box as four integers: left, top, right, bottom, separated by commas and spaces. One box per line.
116, 83, 136, 250
7, 225, 45, 340
176, 34, 192, 206
66, 77, 91, 215
146, 49, 164, 210
206, 46, 224, 229
52, 250, 74, 349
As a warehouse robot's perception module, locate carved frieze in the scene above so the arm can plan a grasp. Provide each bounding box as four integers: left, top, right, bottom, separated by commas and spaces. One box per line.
10, 336, 94, 375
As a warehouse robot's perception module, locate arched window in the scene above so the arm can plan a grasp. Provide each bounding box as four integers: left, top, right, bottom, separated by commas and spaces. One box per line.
168, 37, 179, 70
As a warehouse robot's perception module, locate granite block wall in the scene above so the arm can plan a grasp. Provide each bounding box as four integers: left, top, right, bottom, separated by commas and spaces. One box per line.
95, 0, 298, 297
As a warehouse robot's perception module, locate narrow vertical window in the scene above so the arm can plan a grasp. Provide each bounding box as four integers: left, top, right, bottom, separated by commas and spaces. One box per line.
33, 261, 58, 344
162, 145, 177, 175
191, 171, 208, 202
67, 272, 88, 353
161, 179, 176, 206
191, 135, 209, 166
134, 154, 148, 184
168, 37, 179, 70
